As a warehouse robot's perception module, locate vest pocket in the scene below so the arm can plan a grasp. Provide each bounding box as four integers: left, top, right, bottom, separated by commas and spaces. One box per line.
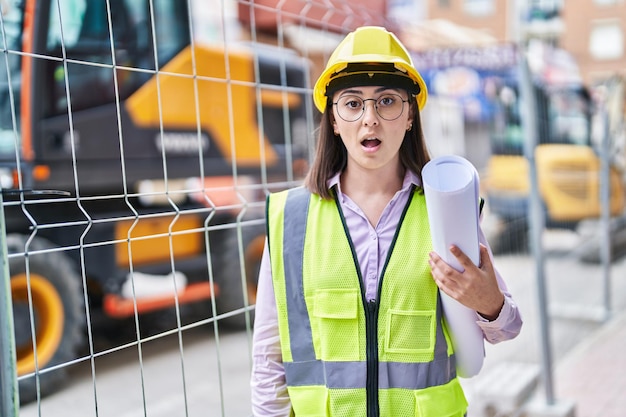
313, 289, 360, 361
288, 385, 329, 417
385, 309, 436, 355
414, 378, 468, 416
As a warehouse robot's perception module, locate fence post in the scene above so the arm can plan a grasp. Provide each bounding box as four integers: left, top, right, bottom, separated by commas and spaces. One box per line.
599, 103, 612, 319
0, 189, 19, 416
519, 51, 575, 417
518, 50, 554, 404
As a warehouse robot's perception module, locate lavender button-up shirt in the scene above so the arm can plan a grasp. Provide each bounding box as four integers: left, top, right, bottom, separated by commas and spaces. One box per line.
251, 170, 523, 416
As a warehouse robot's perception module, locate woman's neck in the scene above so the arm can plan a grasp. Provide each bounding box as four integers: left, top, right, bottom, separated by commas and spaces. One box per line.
340, 163, 405, 226
341, 163, 404, 196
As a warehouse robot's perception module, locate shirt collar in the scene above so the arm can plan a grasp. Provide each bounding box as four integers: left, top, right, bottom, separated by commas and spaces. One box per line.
327, 169, 422, 199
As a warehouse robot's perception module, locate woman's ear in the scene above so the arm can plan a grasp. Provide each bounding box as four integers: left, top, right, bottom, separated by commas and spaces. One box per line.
331, 118, 339, 135
405, 113, 414, 131
408, 103, 418, 129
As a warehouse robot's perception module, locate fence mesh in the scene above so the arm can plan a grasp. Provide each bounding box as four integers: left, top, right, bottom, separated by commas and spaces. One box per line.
0, 0, 392, 415
0, 1, 623, 416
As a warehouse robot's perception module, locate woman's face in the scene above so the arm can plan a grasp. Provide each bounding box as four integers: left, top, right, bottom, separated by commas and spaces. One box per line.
331, 86, 413, 174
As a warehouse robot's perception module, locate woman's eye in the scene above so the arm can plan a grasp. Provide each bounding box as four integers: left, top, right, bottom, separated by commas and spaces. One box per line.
345, 99, 361, 109
378, 96, 395, 106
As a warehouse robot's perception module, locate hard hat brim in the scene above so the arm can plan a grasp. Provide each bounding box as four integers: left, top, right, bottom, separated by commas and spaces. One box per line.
313, 61, 427, 113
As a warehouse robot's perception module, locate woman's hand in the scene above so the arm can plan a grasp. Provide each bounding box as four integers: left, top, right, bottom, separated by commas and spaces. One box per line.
429, 244, 505, 321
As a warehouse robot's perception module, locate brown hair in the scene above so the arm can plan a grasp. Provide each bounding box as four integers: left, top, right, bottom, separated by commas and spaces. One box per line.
304, 97, 431, 200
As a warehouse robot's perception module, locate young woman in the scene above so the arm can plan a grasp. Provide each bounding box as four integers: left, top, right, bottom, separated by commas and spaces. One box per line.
251, 26, 522, 417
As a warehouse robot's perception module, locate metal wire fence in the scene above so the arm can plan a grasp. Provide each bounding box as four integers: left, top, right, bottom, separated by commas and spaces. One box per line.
0, 0, 624, 416
0, 0, 390, 416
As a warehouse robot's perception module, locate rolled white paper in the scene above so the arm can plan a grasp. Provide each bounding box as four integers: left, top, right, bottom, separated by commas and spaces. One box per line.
422, 155, 484, 378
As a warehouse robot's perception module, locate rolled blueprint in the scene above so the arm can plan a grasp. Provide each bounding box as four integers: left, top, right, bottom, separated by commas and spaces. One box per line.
421, 155, 484, 378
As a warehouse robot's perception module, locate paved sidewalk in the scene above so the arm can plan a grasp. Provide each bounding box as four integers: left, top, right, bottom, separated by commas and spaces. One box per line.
459, 225, 626, 416
553, 310, 626, 417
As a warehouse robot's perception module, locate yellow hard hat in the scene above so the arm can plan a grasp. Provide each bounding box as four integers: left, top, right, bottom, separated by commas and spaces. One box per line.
313, 26, 428, 113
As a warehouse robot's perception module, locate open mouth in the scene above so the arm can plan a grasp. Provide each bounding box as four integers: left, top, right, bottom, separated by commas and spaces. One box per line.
361, 138, 381, 148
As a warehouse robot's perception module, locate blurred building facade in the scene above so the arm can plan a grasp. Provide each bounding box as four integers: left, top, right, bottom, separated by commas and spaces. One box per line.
424, 0, 512, 42
560, 0, 625, 85
425, 0, 626, 86
232, 0, 625, 88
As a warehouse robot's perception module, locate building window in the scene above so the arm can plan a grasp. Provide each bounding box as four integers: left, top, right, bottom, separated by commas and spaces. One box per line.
593, 0, 622, 5
589, 21, 623, 60
464, 0, 494, 16
529, 0, 563, 8
527, 0, 562, 20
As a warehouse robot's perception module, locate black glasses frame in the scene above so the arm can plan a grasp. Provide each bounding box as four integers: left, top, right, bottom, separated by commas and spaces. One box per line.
332, 94, 409, 122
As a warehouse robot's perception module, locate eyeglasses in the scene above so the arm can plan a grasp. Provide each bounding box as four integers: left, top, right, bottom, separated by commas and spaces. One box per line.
332, 93, 409, 122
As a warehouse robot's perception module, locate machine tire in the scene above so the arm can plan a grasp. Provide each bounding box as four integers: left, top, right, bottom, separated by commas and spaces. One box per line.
8, 234, 85, 404
211, 223, 264, 330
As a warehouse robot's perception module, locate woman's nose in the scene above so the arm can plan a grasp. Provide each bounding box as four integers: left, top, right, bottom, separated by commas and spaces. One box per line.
361, 100, 379, 125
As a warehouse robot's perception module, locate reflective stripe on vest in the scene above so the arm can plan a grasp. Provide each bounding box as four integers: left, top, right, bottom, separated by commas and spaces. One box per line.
267, 186, 466, 416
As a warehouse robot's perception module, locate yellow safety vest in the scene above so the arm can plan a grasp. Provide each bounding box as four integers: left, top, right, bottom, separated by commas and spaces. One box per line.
266, 186, 468, 417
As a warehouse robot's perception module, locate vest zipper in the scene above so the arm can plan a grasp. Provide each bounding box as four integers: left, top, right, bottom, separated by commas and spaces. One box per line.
365, 187, 415, 416
332, 188, 414, 417
366, 299, 379, 417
